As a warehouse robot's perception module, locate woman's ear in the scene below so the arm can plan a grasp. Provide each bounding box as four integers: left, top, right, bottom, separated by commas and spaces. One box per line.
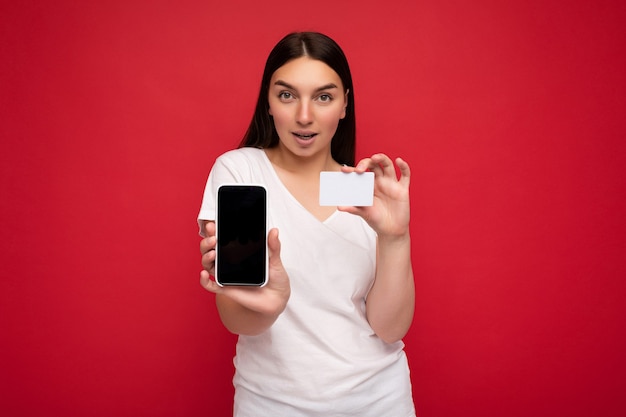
340, 89, 349, 119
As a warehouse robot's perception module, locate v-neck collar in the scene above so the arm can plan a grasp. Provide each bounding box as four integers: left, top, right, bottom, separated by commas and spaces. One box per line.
260, 149, 339, 224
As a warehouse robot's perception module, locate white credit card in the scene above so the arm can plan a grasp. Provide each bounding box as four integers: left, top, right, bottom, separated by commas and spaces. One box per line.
319, 171, 374, 206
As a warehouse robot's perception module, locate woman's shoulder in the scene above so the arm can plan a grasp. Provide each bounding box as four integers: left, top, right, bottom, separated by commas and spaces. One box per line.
211, 147, 269, 180
217, 147, 265, 163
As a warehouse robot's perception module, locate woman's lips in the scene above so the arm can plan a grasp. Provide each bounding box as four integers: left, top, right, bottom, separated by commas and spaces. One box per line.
292, 131, 318, 146
293, 131, 317, 140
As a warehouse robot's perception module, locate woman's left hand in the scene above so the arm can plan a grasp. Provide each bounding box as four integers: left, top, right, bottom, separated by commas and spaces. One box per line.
339, 153, 411, 238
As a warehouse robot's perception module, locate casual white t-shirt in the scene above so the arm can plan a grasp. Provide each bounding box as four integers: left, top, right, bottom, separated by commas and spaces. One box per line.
198, 147, 415, 417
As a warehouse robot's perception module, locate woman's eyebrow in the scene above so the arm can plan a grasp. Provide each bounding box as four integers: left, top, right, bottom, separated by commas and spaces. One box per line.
273, 80, 339, 92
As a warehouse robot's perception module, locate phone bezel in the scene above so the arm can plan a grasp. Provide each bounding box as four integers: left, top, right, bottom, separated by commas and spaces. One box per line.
215, 184, 268, 287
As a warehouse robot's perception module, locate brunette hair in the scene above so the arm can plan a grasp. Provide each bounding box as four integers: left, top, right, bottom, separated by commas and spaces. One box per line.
239, 32, 356, 166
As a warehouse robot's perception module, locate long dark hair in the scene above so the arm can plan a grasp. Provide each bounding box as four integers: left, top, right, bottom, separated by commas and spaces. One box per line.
239, 32, 356, 166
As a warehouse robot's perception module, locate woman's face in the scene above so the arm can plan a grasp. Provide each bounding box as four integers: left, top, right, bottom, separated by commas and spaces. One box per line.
268, 57, 347, 162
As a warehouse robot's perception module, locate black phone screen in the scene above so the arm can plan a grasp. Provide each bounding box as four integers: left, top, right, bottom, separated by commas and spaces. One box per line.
216, 185, 267, 286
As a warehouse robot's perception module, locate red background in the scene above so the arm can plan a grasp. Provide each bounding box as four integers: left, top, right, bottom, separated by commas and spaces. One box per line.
2, 1, 625, 416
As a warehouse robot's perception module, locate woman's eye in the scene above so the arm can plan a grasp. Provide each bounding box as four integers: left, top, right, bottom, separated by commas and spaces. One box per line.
279, 92, 293, 100
318, 94, 333, 103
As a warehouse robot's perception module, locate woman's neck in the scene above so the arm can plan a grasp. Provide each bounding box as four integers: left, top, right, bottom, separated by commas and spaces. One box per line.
263, 146, 340, 222
264, 146, 341, 176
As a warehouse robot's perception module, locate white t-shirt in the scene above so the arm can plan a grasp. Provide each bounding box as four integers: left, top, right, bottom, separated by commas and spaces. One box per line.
198, 147, 415, 417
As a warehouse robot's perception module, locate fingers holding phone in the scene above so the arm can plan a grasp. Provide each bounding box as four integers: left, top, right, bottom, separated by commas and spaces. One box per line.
201, 226, 290, 319
200, 221, 216, 274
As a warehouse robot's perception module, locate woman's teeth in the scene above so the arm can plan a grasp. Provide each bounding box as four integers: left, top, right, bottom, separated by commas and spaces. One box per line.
295, 133, 316, 139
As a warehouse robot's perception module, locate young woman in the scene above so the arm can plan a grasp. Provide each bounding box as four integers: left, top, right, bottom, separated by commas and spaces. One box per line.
198, 32, 416, 416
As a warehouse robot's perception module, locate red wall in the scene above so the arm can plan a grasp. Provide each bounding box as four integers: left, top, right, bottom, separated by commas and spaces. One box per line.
2, 1, 625, 416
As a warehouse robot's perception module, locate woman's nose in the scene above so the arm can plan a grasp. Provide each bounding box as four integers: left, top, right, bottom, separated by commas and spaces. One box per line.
296, 101, 313, 125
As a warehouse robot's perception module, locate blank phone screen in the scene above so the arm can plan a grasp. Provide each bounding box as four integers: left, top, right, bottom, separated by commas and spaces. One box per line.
216, 185, 267, 286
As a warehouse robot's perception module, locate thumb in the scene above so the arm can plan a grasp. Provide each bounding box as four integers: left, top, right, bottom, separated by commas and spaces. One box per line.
267, 228, 282, 267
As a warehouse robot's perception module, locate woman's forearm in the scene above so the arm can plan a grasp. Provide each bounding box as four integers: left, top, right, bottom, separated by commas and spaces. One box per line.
366, 233, 415, 344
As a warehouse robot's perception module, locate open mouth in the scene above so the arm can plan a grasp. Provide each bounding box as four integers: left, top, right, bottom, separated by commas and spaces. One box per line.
293, 132, 317, 140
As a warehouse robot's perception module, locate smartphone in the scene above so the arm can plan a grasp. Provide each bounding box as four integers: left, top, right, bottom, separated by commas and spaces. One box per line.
215, 184, 268, 286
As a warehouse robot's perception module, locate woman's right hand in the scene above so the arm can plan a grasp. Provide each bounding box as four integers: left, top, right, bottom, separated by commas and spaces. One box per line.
199, 222, 291, 319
